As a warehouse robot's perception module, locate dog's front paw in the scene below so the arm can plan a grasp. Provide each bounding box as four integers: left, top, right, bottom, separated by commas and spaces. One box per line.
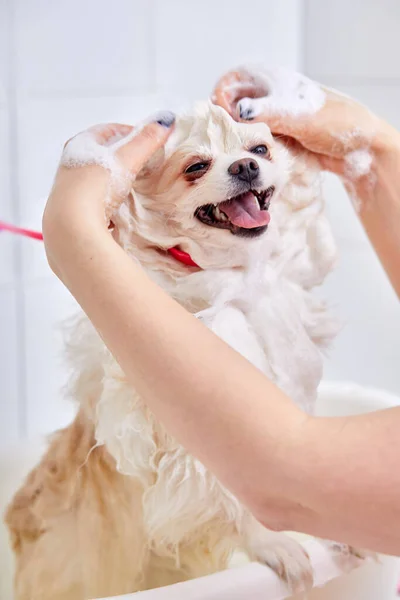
247, 532, 313, 593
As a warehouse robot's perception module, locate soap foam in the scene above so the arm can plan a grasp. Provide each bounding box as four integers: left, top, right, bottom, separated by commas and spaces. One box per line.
60, 111, 174, 207
61, 125, 133, 202
235, 66, 326, 120
62, 127, 121, 172
344, 148, 373, 180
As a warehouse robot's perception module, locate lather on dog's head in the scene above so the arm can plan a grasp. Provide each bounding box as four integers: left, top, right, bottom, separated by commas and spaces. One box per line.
114, 102, 289, 272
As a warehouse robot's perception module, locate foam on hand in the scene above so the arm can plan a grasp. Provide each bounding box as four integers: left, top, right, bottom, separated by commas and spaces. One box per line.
62, 127, 121, 171
60, 111, 174, 205
344, 148, 373, 180
61, 125, 134, 200
235, 66, 326, 120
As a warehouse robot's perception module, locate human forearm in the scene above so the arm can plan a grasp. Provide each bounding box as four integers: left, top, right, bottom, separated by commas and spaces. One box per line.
289, 408, 400, 555
357, 124, 400, 296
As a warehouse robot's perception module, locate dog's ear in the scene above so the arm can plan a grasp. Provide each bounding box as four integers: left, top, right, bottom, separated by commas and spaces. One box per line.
136, 147, 166, 180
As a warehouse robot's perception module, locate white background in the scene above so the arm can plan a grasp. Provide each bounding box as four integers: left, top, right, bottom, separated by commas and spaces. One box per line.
0, 0, 399, 445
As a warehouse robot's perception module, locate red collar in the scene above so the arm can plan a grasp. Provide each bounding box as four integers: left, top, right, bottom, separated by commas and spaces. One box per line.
167, 247, 200, 268
0, 221, 201, 270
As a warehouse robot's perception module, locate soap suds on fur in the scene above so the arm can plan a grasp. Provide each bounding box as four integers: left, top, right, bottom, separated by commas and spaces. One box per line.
234, 66, 326, 120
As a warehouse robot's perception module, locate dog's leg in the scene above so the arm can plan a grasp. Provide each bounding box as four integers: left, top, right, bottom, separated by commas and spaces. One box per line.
6, 413, 149, 600
11, 509, 149, 600
242, 514, 313, 593
144, 525, 236, 589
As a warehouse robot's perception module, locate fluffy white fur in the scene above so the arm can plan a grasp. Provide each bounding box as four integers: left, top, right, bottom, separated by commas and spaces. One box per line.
3, 102, 339, 599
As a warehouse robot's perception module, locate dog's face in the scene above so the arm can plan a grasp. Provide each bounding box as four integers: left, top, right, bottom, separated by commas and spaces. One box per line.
121, 103, 289, 270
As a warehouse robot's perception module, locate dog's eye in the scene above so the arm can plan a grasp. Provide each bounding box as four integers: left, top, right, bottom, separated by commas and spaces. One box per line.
250, 144, 269, 156
185, 162, 209, 174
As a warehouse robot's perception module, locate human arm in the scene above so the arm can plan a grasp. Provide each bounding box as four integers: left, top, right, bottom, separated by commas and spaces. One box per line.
43, 118, 400, 555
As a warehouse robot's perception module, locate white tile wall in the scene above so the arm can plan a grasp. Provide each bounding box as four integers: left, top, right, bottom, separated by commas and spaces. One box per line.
154, 0, 302, 100
15, 0, 153, 96
321, 173, 368, 246
0, 0, 15, 288
0, 288, 20, 446
322, 239, 400, 392
305, 0, 400, 394
0, 0, 8, 106
306, 0, 400, 80
23, 279, 78, 437
0, 109, 16, 287
0, 0, 20, 448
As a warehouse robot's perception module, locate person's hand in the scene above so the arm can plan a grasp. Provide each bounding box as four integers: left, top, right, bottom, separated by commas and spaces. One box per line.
212, 66, 396, 179
42, 113, 175, 278
214, 67, 400, 295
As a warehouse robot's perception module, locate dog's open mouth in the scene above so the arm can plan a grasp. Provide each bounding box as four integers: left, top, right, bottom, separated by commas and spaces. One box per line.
194, 187, 275, 238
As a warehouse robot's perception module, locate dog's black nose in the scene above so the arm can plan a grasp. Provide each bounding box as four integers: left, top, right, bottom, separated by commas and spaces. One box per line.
228, 158, 259, 183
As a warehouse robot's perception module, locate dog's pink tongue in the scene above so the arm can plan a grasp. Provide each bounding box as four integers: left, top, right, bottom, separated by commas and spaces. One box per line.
219, 192, 270, 229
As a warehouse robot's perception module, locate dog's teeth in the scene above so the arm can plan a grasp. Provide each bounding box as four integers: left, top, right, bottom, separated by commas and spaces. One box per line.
214, 206, 228, 222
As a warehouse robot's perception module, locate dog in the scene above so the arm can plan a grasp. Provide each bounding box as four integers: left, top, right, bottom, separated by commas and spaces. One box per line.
4, 101, 338, 600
